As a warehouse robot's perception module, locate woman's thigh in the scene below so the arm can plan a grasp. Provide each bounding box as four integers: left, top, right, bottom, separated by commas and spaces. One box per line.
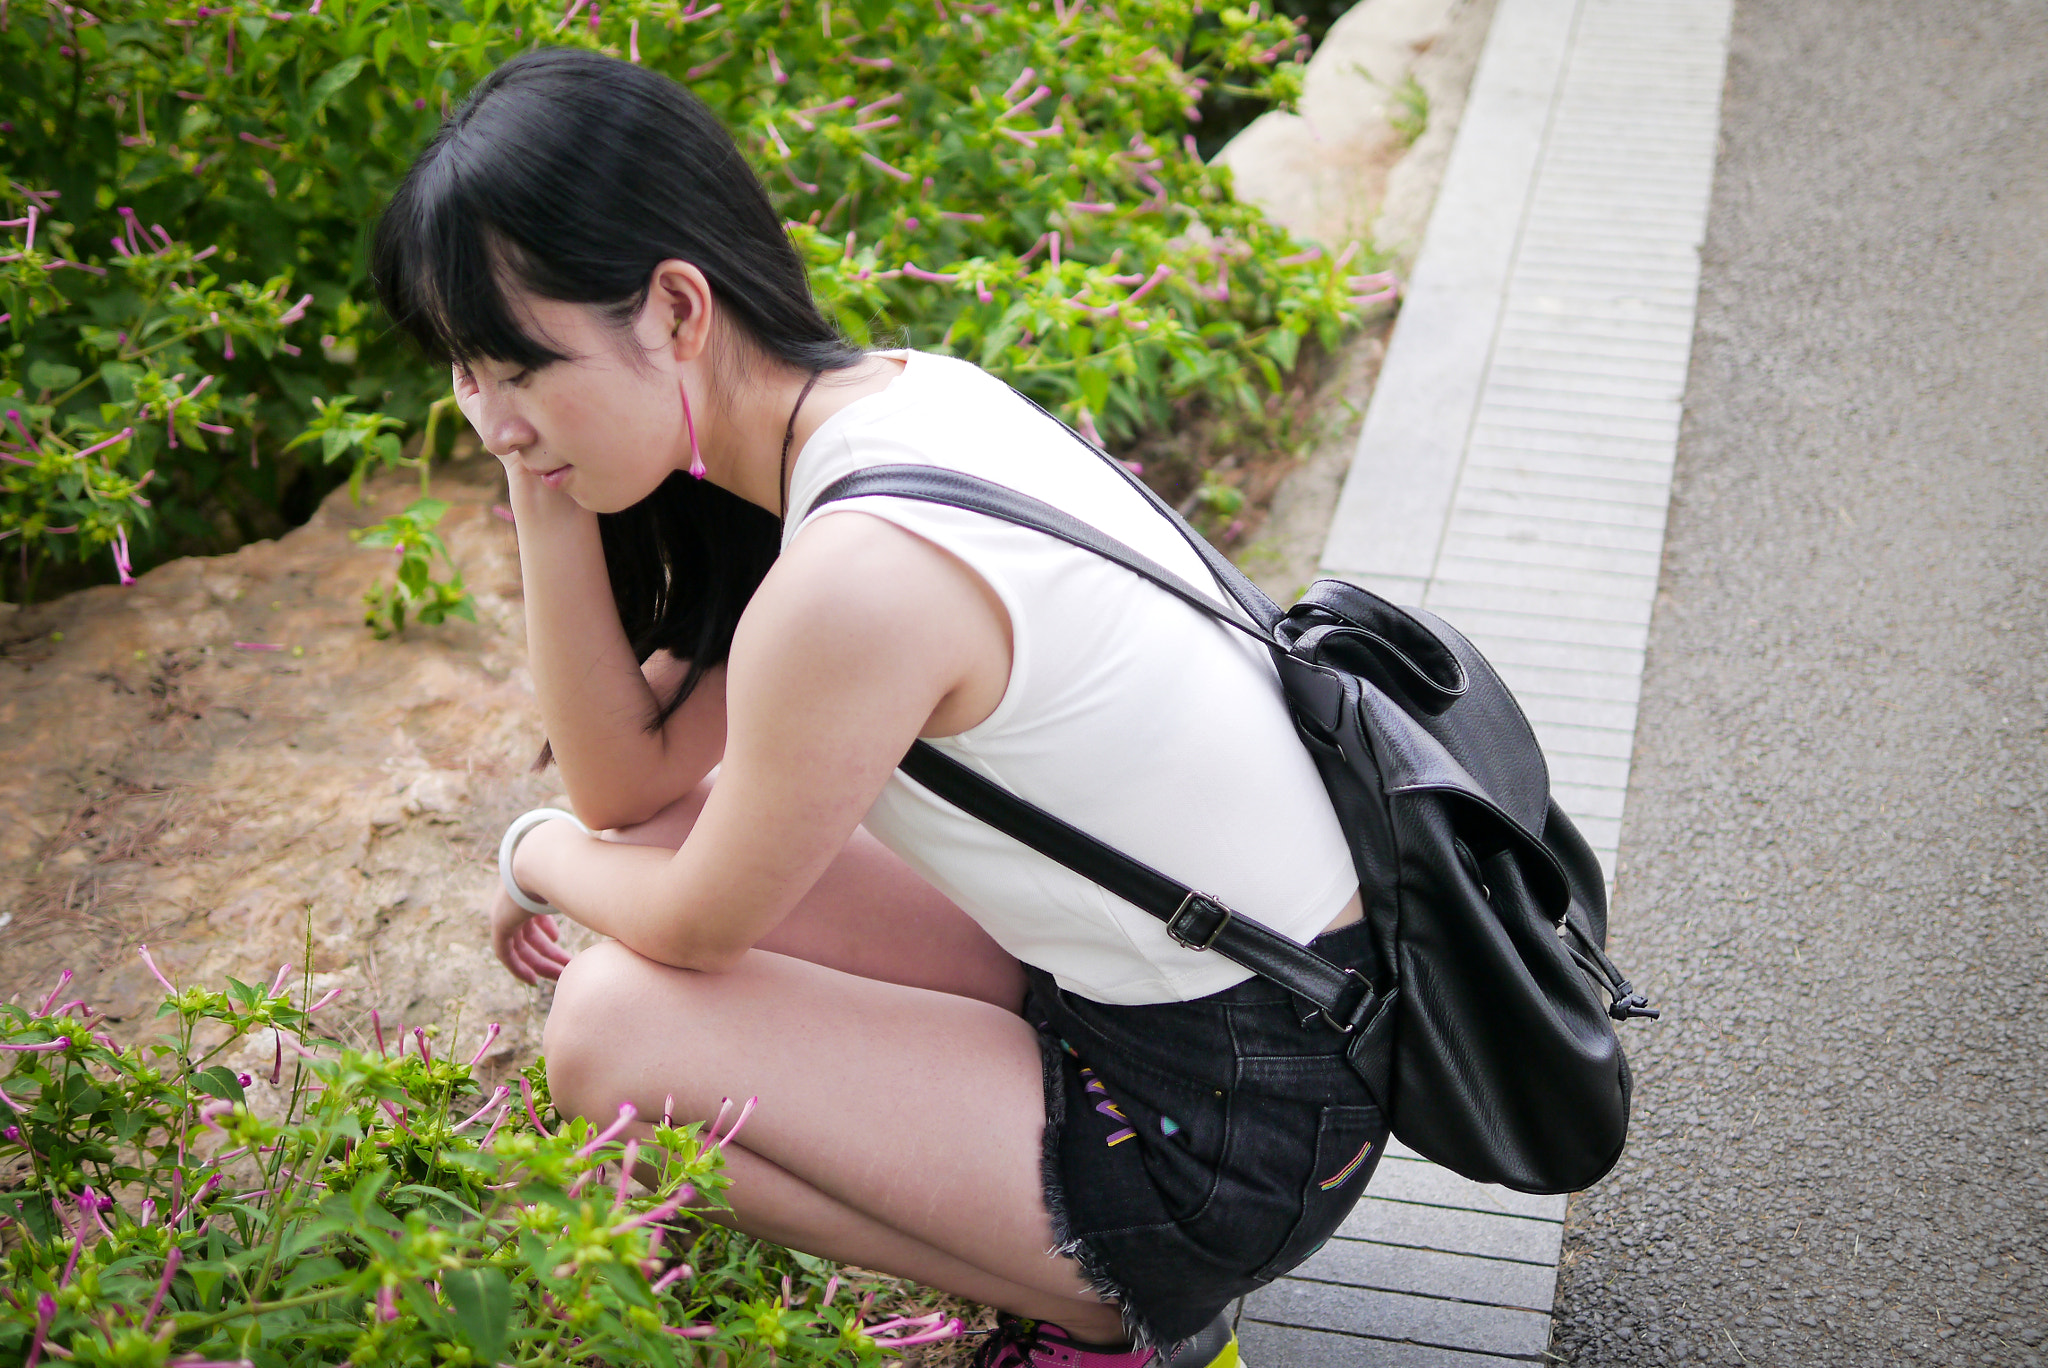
599, 778, 1026, 1011
545, 939, 1085, 1304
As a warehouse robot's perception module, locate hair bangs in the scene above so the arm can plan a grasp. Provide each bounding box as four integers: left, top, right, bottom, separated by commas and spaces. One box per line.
372, 143, 572, 371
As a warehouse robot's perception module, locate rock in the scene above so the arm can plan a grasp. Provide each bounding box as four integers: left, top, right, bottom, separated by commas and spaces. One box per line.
0, 447, 576, 1071
1213, 0, 1465, 255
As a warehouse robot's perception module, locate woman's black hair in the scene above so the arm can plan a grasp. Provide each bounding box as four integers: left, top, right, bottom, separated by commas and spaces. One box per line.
371, 48, 861, 762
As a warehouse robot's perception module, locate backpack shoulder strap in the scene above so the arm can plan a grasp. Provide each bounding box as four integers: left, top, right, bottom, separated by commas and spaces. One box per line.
1007, 388, 1288, 635
810, 464, 1276, 650
806, 464, 1375, 1032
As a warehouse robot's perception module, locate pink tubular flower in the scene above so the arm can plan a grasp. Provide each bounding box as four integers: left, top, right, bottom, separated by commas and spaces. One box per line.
306, 986, 344, 1014
465, 1022, 502, 1069
413, 1026, 432, 1065
901, 262, 959, 284
860, 150, 912, 183
377, 1284, 398, 1321
6, 409, 39, 452
998, 84, 1051, 121
142, 1253, 182, 1327
169, 1172, 223, 1225
848, 53, 891, 69
865, 1312, 966, 1347
480, 1099, 512, 1149
0, 1037, 70, 1053
1125, 263, 1174, 304
612, 1139, 639, 1208
277, 292, 312, 325
577, 1101, 637, 1157
269, 963, 294, 998
73, 427, 134, 462
452, 1085, 509, 1133
664, 1324, 717, 1339
520, 1076, 551, 1136
25, 1293, 54, 1368
710, 1095, 757, 1152
371, 1009, 387, 1056
1076, 409, 1105, 450
1002, 66, 1036, 101
850, 114, 900, 133
651, 1262, 693, 1293
35, 969, 73, 1016
1276, 246, 1322, 267
628, 16, 639, 61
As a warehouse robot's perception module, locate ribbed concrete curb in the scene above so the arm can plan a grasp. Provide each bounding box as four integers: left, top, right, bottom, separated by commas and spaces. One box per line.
1235, 0, 1733, 1361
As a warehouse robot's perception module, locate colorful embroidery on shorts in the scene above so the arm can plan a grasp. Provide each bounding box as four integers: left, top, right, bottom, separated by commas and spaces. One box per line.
1318, 1138, 1375, 1191
1158, 1116, 1181, 1137
1310, 1138, 1376, 1187
1104, 1127, 1136, 1146
1061, 1038, 1079, 1057
1094, 1099, 1128, 1122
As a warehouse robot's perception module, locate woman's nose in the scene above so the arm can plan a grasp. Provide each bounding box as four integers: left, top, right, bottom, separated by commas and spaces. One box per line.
474, 392, 538, 457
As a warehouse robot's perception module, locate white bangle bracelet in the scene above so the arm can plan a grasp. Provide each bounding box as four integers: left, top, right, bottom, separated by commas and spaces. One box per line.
498, 807, 591, 916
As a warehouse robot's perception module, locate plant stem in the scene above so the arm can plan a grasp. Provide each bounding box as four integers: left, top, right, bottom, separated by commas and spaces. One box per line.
169, 1283, 356, 1334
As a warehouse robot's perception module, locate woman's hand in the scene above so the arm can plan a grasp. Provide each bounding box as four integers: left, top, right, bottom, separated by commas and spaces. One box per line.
488, 884, 573, 984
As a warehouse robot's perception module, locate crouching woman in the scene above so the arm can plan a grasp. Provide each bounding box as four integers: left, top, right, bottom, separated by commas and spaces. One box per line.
372, 47, 1384, 1368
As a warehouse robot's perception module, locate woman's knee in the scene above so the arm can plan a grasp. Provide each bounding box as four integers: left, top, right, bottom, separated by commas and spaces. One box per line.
543, 939, 669, 1118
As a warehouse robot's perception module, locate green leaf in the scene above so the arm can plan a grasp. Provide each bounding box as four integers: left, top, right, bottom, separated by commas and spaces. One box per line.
193, 1065, 245, 1103
305, 55, 368, 124
27, 361, 82, 394
1262, 325, 1301, 372
321, 428, 353, 463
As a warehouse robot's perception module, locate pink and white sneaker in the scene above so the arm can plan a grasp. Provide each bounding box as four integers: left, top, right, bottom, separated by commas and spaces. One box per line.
970, 1312, 1242, 1367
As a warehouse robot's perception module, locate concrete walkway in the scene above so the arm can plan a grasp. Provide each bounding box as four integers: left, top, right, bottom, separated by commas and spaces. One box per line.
1233, 0, 1732, 1361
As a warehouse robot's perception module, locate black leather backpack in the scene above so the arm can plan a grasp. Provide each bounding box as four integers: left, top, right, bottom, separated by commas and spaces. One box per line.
812, 410, 1657, 1196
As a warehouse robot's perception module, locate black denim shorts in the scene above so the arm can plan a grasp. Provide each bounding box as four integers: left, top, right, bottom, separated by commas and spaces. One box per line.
1024, 919, 1389, 1348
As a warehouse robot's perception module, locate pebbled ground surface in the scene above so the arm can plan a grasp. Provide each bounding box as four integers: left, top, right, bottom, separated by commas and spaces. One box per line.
1550, 2, 2048, 1366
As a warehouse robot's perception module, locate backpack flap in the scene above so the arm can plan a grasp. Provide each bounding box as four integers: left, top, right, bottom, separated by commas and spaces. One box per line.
1286, 595, 1642, 1192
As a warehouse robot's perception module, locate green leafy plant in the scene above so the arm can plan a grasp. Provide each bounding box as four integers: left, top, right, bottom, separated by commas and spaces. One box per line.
0, 953, 964, 1364
1388, 73, 1429, 148
350, 496, 477, 637
3, 0, 1391, 605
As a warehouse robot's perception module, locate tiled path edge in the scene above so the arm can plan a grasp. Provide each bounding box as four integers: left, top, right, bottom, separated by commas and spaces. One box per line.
1236, 0, 1733, 1362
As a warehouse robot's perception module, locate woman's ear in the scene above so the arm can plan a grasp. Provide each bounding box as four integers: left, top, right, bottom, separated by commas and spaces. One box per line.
648, 259, 715, 363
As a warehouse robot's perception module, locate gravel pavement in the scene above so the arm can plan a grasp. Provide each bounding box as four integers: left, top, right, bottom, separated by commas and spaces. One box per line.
1549, 3, 2048, 1366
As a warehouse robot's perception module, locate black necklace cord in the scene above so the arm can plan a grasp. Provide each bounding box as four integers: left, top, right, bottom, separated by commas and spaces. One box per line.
778, 369, 824, 520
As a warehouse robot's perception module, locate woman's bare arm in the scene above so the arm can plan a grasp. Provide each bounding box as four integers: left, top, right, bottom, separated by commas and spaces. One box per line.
509, 510, 1013, 970
495, 419, 726, 830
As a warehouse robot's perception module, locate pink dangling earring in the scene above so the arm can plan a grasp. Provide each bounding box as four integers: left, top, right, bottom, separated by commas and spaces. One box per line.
681, 379, 706, 479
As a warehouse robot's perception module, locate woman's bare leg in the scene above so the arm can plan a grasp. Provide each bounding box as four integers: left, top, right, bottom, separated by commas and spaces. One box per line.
544, 940, 1125, 1342
599, 779, 1027, 1010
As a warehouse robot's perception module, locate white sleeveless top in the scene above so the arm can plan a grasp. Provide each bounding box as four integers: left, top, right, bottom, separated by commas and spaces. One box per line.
783, 351, 1358, 1004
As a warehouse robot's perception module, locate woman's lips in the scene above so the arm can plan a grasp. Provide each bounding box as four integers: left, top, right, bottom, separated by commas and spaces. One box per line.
537, 464, 572, 489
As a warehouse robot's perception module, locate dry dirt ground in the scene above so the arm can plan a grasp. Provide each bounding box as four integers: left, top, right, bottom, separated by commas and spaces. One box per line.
0, 453, 563, 1069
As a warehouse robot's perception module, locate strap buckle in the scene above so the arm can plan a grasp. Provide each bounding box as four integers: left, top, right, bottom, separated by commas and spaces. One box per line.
1318, 969, 1376, 1035
1166, 892, 1233, 951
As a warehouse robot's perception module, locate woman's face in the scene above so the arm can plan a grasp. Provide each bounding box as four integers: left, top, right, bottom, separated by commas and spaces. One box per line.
452, 292, 688, 513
